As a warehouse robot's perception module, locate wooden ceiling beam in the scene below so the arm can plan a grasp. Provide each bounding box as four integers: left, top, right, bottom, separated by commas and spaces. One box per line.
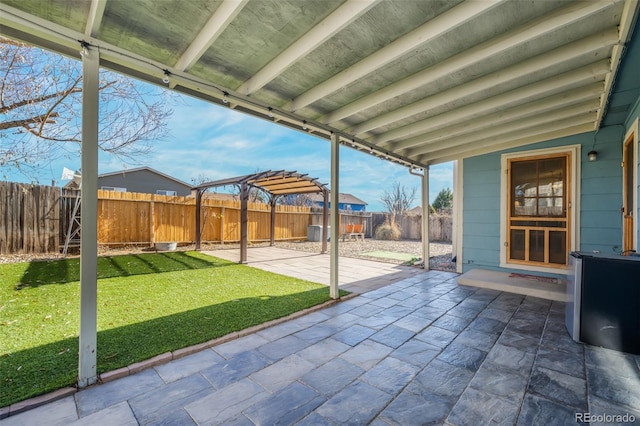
350, 29, 619, 136
238, 0, 378, 95
322, 0, 619, 125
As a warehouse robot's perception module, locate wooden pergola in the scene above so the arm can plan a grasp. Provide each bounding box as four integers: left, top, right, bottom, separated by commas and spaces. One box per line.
192, 170, 329, 263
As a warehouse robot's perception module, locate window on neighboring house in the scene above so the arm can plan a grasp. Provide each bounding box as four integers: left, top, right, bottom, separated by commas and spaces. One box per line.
101, 186, 126, 192
507, 153, 571, 268
156, 190, 177, 196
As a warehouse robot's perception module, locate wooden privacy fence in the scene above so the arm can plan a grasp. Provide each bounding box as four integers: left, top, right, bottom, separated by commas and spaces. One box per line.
309, 209, 373, 238
1, 181, 453, 253
0, 182, 60, 254
97, 190, 312, 246
371, 212, 452, 242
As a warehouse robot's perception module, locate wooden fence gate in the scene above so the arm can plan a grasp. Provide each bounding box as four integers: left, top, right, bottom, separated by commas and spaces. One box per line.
0, 182, 60, 254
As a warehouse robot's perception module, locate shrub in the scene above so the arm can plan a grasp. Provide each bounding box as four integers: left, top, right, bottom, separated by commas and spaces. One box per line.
375, 220, 401, 240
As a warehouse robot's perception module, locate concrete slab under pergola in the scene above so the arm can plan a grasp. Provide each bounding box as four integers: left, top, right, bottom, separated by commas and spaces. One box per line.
192, 170, 330, 263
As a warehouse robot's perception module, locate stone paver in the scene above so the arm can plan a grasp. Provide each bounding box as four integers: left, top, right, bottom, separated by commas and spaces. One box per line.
3, 247, 639, 425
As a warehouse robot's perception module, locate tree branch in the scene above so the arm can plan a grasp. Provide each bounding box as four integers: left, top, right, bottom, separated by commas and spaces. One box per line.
0, 86, 82, 114
0, 112, 60, 130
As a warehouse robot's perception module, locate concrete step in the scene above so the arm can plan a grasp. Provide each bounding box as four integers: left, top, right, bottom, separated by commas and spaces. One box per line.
458, 268, 565, 301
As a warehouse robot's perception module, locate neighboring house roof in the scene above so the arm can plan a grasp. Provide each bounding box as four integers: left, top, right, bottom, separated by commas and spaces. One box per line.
98, 167, 191, 188
308, 192, 367, 206
63, 166, 191, 189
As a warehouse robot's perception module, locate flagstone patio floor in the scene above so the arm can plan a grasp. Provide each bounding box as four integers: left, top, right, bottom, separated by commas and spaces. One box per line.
2, 248, 639, 425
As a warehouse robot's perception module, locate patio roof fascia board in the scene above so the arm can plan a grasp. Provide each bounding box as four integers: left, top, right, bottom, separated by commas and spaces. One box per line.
321, 0, 619, 125
0, 3, 85, 58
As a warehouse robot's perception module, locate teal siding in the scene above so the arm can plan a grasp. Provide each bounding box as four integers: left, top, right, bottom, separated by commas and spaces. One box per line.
463, 127, 625, 274
580, 126, 624, 254
624, 97, 640, 130
463, 154, 502, 271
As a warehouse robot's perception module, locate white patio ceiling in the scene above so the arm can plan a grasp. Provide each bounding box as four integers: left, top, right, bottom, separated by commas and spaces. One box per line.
1, 0, 638, 167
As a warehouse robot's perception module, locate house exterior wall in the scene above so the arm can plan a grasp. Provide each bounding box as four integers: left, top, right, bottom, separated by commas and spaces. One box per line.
313, 201, 366, 211
98, 170, 192, 196
462, 127, 624, 275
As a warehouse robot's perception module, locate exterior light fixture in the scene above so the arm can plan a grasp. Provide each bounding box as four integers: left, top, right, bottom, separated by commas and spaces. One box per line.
588, 150, 598, 161
162, 70, 170, 84
268, 107, 274, 118
222, 92, 229, 104
302, 120, 308, 130
79, 41, 89, 57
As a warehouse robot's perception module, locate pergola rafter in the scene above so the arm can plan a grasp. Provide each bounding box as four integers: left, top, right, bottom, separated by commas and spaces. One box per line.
192, 170, 329, 263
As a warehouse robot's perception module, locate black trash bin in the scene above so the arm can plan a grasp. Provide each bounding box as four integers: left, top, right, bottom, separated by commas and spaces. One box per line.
566, 251, 640, 355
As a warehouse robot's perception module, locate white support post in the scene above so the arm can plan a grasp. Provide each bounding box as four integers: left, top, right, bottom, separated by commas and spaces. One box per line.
453, 160, 463, 273
330, 133, 340, 299
78, 44, 99, 388
422, 167, 430, 270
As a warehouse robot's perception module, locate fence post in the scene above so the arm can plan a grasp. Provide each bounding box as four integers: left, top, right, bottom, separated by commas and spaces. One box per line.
150, 195, 155, 247
220, 206, 225, 244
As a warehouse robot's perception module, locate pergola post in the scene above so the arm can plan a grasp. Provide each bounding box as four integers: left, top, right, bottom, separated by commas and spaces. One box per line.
78, 44, 99, 388
240, 182, 248, 263
422, 166, 430, 270
195, 189, 202, 250
321, 189, 328, 254
330, 134, 340, 299
270, 195, 277, 246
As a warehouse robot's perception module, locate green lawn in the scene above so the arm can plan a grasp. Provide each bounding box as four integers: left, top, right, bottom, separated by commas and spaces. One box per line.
0, 251, 347, 407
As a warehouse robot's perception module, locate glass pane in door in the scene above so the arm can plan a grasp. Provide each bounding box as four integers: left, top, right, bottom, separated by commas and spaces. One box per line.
549, 231, 567, 264
529, 230, 544, 262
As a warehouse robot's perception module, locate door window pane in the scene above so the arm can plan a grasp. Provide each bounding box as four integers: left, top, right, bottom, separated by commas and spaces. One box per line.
510, 229, 525, 260
529, 230, 545, 262
549, 231, 567, 264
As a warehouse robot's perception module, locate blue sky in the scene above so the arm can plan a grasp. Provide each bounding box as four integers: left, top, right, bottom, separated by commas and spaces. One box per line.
8, 89, 453, 212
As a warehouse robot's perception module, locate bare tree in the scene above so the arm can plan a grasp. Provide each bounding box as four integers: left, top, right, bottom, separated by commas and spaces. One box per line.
380, 182, 416, 222
278, 193, 312, 206
0, 37, 173, 179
